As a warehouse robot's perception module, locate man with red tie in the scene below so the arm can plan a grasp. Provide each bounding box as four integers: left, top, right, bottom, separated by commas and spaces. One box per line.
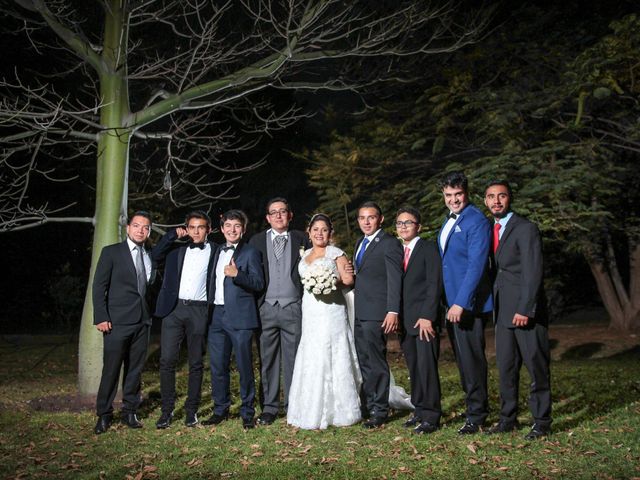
484, 180, 552, 440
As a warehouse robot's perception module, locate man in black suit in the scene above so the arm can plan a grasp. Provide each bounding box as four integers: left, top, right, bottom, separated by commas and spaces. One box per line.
396, 207, 443, 435
92, 211, 154, 434
204, 209, 265, 429
484, 181, 552, 440
249, 198, 310, 426
353, 201, 403, 428
152, 211, 215, 429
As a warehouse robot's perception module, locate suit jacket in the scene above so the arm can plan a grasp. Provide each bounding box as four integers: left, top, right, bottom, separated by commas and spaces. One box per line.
438, 203, 493, 314
92, 240, 154, 326
492, 213, 548, 327
152, 229, 216, 318
208, 241, 265, 330
353, 230, 403, 321
401, 239, 443, 335
248, 229, 310, 305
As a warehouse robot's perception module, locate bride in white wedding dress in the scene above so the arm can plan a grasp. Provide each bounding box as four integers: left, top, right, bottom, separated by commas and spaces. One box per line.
287, 214, 362, 429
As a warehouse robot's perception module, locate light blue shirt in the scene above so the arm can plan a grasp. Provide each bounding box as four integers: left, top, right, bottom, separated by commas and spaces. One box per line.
495, 211, 514, 239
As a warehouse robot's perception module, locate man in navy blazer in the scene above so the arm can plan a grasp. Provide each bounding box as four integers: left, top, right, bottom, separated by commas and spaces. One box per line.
92, 211, 155, 434
152, 211, 216, 429
204, 209, 264, 429
484, 181, 551, 440
438, 171, 493, 434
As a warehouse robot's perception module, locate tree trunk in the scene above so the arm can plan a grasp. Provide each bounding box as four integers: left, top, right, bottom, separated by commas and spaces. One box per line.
78, 0, 131, 396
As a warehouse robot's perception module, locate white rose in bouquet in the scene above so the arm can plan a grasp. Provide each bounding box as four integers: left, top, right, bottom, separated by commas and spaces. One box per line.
302, 263, 337, 296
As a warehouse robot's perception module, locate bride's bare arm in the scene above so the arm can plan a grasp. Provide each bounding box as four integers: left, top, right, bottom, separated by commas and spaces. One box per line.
336, 255, 354, 287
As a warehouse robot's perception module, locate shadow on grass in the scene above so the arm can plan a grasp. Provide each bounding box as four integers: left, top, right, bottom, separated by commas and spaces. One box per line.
561, 342, 604, 360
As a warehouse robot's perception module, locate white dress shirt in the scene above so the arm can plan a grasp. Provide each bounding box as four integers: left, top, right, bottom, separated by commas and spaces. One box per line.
127, 238, 151, 281
439, 214, 457, 252
178, 243, 211, 301
214, 245, 237, 305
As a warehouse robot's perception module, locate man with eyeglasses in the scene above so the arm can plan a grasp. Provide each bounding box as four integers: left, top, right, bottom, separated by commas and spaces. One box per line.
395, 207, 443, 434
151, 211, 215, 429
92, 210, 155, 434
249, 197, 311, 426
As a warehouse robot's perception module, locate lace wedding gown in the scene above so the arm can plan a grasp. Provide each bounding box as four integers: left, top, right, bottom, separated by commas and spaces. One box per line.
287, 246, 363, 429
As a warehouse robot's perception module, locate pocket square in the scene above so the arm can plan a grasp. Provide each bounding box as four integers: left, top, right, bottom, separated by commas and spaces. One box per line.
455, 225, 462, 233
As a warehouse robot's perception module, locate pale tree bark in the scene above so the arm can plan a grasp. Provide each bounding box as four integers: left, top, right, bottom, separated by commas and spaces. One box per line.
1, 0, 491, 394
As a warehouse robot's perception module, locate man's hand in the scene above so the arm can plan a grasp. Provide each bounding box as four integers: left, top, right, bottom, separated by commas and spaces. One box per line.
446, 304, 464, 323
414, 318, 436, 342
224, 257, 238, 277
175, 226, 189, 238
96, 321, 112, 333
381, 312, 398, 334
512, 313, 529, 327
344, 260, 354, 276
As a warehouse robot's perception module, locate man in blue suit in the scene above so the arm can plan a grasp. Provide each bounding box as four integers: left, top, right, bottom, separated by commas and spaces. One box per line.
438, 171, 493, 434
203, 209, 265, 429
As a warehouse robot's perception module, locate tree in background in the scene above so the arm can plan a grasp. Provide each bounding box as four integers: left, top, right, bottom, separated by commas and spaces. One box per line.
0, 0, 489, 394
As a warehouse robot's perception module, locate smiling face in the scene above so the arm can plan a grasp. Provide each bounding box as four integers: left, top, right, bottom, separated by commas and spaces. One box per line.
442, 186, 468, 214
357, 207, 383, 236
221, 218, 245, 245
395, 212, 421, 244
266, 201, 292, 234
186, 217, 211, 244
484, 184, 511, 219
309, 220, 331, 248
126, 215, 152, 246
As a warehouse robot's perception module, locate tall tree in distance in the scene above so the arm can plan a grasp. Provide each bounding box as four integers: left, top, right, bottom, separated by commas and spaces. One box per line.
0, 0, 490, 394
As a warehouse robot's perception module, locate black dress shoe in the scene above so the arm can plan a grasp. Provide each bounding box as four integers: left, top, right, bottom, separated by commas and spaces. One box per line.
242, 416, 255, 430
458, 420, 482, 435
122, 413, 143, 429
156, 412, 173, 429
413, 421, 439, 435
185, 412, 198, 427
485, 421, 518, 435
202, 413, 228, 426
362, 416, 386, 429
403, 415, 421, 428
94, 414, 113, 435
524, 423, 551, 440
256, 412, 276, 426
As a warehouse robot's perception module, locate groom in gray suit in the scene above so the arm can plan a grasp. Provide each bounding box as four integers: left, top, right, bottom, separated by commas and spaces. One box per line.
353, 201, 404, 428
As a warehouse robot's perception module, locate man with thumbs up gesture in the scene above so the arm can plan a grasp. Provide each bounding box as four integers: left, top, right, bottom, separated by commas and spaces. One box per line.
204, 209, 265, 430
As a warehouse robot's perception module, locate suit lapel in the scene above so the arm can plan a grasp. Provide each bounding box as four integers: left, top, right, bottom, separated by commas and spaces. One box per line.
120, 241, 137, 280
405, 238, 422, 275
441, 213, 463, 255
360, 230, 383, 267
496, 214, 519, 259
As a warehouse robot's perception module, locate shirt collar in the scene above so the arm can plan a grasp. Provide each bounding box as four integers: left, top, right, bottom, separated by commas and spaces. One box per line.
269, 229, 289, 240
496, 211, 514, 228
365, 229, 381, 242
126, 238, 143, 251
403, 236, 420, 250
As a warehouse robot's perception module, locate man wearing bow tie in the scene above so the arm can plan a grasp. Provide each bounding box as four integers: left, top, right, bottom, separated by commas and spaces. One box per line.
92, 211, 155, 434
438, 171, 493, 434
204, 209, 264, 429
152, 211, 215, 429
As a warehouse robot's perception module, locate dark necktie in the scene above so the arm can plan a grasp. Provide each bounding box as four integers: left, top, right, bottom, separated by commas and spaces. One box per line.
355, 237, 370, 270
448, 212, 458, 220
135, 245, 147, 296
493, 223, 501, 254
221, 245, 235, 252
189, 242, 205, 249
273, 235, 287, 260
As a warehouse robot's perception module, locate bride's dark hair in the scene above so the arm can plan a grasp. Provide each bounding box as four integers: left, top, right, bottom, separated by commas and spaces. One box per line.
308, 213, 333, 233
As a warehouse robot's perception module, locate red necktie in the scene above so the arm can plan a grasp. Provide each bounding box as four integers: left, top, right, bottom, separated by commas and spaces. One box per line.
403, 246, 411, 271
493, 223, 501, 254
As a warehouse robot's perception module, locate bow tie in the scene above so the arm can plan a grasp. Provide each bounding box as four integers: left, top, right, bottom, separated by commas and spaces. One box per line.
189, 243, 206, 250
221, 245, 235, 252
447, 212, 458, 220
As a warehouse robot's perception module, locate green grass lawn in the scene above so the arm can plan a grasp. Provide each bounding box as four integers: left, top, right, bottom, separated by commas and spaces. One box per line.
0, 332, 638, 479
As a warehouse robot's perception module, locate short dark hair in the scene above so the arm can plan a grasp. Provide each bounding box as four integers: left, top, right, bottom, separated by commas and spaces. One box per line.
357, 201, 382, 217
128, 210, 152, 225
220, 209, 248, 227
485, 180, 513, 198
265, 197, 290, 214
396, 206, 421, 225
438, 171, 468, 192
308, 213, 333, 233
185, 210, 211, 228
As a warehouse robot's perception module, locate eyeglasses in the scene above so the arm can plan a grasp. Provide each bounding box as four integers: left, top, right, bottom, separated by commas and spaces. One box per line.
395, 220, 418, 228
268, 209, 289, 217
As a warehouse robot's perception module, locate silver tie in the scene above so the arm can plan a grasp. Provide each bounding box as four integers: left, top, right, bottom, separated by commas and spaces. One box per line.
135, 245, 147, 296
273, 235, 287, 261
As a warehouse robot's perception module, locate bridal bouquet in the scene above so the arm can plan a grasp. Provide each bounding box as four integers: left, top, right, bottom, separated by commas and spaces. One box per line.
302, 264, 338, 296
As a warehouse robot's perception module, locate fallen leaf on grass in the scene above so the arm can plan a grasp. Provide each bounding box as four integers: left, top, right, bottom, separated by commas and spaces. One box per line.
70, 452, 86, 457
469, 458, 478, 465
251, 451, 264, 457
143, 465, 158, 472
320, 457, 339, 464
496, 466, 509, 471
186, 458, 203, 467
466, 443, 477, 454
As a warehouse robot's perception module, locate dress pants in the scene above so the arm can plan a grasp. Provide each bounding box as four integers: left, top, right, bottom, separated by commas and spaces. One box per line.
354, 317, 390, 418
258, 301, 302, 415
495, 322, 552, 427
447, 313, 489, 425
159, 302, 208, 415
401, 332, 442, 425
208, 305, 256, 419
96, 322, 150, 416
